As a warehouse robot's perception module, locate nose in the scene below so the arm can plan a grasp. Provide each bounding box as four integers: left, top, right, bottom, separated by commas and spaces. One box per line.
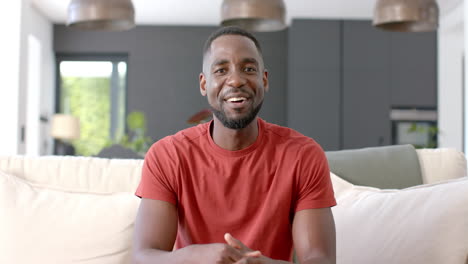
226, 69, 247, 88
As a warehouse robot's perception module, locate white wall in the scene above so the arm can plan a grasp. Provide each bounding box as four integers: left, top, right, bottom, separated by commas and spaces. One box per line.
1, 0, 54, 156
438, 2, 464, 152
21, 1, 54, 155
0, 2, 22, 155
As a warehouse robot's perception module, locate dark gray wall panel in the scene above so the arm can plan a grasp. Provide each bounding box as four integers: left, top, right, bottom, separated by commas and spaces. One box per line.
255, 31, 288, 126
390, 32, 437, 108
54, 25, 287, 142
287, 20, 341, 151
342, 21, 391, 149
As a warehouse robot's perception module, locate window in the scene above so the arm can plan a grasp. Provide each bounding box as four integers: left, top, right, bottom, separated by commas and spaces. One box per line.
56, 55, 127, 156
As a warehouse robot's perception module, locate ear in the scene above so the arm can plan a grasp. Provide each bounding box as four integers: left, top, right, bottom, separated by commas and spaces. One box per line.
263, 70, 269, 92
199, 72, 207, 96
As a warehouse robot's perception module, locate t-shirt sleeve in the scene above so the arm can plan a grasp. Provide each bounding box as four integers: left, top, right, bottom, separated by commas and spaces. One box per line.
135, 139, 178, 205
295, 142, 337, 212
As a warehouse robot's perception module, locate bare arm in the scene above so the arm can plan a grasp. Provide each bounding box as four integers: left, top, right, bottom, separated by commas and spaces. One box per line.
132, 198, 246, 264
132, 198, 178, 263
292, 208, 336, 264
224, 210, 335, 264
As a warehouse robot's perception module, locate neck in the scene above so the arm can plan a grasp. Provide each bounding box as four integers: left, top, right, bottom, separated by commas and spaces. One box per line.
211, 117, 259, 151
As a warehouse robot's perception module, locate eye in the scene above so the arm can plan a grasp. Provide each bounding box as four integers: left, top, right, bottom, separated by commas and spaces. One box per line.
244, 67, 257, 73
214, 68, 226, 74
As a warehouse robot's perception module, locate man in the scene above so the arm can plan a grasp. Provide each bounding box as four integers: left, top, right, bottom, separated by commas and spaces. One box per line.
133, 26, 337, 264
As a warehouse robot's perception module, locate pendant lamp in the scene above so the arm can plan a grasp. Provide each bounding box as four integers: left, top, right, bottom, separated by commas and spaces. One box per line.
373, 0, 439, 32
220, 0, 286, 32
67, 0, 135, 31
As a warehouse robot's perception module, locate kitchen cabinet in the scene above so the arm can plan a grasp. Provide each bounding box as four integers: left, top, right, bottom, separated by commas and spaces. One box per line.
287, 20, 342, 150
342, 20, 392, 149
390, 31, 437, 108
287, 19, 437, 150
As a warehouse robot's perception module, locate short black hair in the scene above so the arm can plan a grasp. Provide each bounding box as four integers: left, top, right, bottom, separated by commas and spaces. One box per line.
203, 26, 263, 56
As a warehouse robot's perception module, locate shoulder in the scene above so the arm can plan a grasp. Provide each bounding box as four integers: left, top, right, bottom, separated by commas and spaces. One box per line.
262, 119, 323, 152
147, 122, 209, 157
174, 122, 210, 143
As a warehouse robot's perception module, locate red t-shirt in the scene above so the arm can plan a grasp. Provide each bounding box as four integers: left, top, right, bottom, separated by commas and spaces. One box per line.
135, 118, 336, 261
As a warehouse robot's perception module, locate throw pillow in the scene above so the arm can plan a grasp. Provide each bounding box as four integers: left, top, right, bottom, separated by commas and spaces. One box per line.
326, 144, 423, 189
417, 148, 467, 184
0, 170, 140, 264
331, 174, 468, 264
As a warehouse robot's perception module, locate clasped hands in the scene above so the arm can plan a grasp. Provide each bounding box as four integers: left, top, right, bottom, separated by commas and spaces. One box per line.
202, 233, 275, 264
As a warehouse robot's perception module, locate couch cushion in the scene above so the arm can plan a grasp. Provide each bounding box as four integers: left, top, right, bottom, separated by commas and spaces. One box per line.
330, 172, 354, 195
326, 144, 422, 189
416, 148, 467, 184
0, 170, 140, 264
331, 174, 468, 264
0, 155, 143, 194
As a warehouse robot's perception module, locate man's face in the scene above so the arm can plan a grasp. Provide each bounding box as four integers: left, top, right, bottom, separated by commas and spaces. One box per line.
199, 35, 269, 129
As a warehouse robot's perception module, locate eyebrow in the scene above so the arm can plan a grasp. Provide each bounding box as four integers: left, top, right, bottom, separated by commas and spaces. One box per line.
212, 59, 229, 67
211, 58, 259, 68
242, 58, 259, 66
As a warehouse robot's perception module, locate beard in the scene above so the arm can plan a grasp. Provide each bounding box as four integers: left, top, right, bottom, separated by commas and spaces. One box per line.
210, 100, 263, 130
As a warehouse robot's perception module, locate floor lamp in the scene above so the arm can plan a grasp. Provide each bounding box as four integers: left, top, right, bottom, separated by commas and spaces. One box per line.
51, 114, 80, 156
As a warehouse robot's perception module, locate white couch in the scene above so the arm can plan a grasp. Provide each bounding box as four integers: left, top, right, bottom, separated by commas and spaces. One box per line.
0, 148, 467, 264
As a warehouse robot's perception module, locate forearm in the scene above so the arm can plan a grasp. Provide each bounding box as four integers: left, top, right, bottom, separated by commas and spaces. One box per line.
299, 256, 335, 264
268, 257, 331, 264
271, 260, 292, 264
133, 245, 199, 264
255, 255, 333, 264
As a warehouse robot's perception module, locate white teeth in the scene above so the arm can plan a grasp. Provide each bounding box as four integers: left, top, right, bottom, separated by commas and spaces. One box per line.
227, 97, 246, 102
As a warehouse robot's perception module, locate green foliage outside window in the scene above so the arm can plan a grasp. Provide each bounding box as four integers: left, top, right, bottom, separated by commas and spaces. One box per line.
407, 123, 438, 149
106, 111, 153, 155
61, 76, 111, 156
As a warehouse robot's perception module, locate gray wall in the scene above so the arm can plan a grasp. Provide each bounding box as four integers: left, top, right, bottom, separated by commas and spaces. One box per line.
54, 25, 287, 142
54, 21, 436, 150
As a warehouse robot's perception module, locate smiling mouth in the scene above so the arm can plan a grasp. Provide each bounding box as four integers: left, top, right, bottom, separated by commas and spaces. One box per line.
225, 97, 247, 104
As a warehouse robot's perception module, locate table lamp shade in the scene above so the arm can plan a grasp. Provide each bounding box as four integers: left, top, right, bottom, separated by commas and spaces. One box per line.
51, 114, 80, 140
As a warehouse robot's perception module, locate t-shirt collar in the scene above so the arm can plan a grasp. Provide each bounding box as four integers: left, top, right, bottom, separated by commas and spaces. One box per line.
206, 117, 265, 158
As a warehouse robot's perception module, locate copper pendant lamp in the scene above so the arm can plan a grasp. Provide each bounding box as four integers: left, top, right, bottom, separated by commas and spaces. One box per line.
373, 0, 439, 32
67, 0, 135, 31
221, 0, 286, 32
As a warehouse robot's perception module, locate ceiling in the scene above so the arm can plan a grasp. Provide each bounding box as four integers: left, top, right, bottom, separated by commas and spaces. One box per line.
32, 0, 459, 26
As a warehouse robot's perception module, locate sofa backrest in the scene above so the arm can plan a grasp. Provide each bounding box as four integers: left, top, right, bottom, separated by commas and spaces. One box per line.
0, 155, 143, 194
1, 147, 466, 194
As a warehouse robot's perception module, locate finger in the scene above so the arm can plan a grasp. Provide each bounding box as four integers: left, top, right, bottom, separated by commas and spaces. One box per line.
244, 250, 262, 257
225, 244, 244, 262
234, 258, 249, 264
224, 233, 244, 250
